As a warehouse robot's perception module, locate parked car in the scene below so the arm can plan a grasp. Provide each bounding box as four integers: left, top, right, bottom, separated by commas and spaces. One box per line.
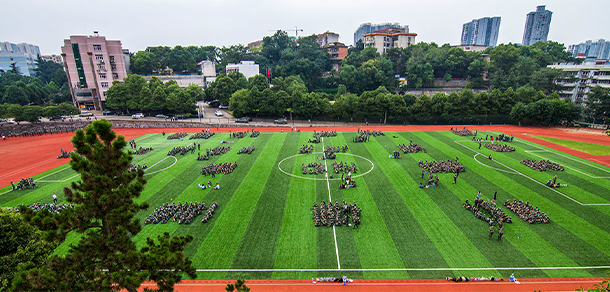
215, 110, 223, 117
155, 114, 169, 119
79, 111, 94, 117
173, 114, 186, 120
132, 113, 144, 119
218, 105, 229, 109
235, 117, 249, 123
274, 118, 288, 124
243, 116, 252, 121
103, 110, 115, 116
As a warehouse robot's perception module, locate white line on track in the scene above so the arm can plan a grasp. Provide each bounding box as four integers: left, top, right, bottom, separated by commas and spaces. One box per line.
454, 140, 610, 206
191, 265, 610, 272
322, 137, 341, 270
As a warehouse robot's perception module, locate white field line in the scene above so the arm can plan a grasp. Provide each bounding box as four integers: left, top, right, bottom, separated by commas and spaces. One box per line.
454, 141, 610, 206
321, 137, 341, 270
191, 265, 610, 272
143, 156, 177, 176
524, 150, 610, 179
37, 173, 80, 183
277, 152, 374, 181
34, 166, 71, 181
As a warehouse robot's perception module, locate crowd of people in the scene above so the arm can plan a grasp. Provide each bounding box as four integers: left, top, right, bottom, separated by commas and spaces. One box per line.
167, 144, 196, 156
250, 131, 260, 138
11, 178, 36, 190
206, 146, 231, 156
0, 121, 89, 139
397, 141, 426, 153
464, 195, 512, 226
314, 130, 337, 137
496, 133, 514, 142
303, 162, 326, 175
521, 159, 565, 172
127, 164, 147, 173
21, 202, 74, 213
504, 199, 550, 224
300, 144, 314, 154
339, 173, 357, 189
446, 276, 503, 282
312, 200, 361, 228
201, 162, 238, 176
133, 146, 153, 155
323, 145, 348, 160
451, 127, 473, 136
418, 159, 465, 173
545, 175, 568, 188
307, 136, 321, 143
167, 132, 188, 140
57, 148, 73, 159
237, 145, 255, 154
144, 201, 218, 225
230, 131, 248, 139
484, 143, 515, 152
189, 131, 215, 140
332, 161, 357, 175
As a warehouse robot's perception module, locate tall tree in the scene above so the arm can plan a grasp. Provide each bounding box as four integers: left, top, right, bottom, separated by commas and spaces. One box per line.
14, 120, 196, 291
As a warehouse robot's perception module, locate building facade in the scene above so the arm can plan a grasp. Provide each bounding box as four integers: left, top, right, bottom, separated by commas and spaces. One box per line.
42, 54, 64, 64
61, 33, 129, 110
354, 22, 408, 46
568, 39, 610, 60
316, 32, 348, 71
363, 27, 417, 54
522, 5, 552, 46
0, 42, 41, 76
548, 58, 610, 104
225, 61, 259, 79
460, 17, 501, 47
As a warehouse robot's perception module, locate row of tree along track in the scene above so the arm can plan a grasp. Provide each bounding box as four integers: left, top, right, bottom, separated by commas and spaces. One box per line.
1, 125, 608, 189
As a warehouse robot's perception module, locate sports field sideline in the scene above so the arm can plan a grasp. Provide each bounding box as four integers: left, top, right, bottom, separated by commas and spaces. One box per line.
1, 125, 609, 281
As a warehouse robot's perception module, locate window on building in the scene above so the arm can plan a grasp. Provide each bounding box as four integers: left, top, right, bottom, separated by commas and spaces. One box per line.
101, 82, 109, 88
109, 56, 115, 63
97, 64, 106, 70
99, 73, 106, 79
93, 45, 102, 51
113, 73, 119, 79
103, 91, 107, 97
95, 54, 104, 61
111, 64, 117, 70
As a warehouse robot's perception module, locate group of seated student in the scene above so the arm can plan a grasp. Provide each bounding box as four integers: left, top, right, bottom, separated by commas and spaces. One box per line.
545, 175, 567, 187
392, 150, 401, 159
339, 174, 357, 189
128, 164, 147, 173
12, 178, 36, 190
303, 162, 326, 175
57, 148, 73, 159
250, 131, 260, 138
230, 131, 248, 139
504, 199, 550, 224
359, 129, 385, 137
450, 127, 473, 136
133, 146, 154, 155
200, 202, 218, 223
237, 145, 255, 154
22, 202, 74, 213
307, 136, 321, 143
167, 132, 188, 140
484, 143, 515, 152
446, 276, 502, 282
332, 161, 357, 175
144, 201, 213, 225
197, 152, 210, 160
521, 158, 565, 172
300, 144, 314, 154
312, 200, 361, 228
206, 146, 231, 157
353, 132, 370, 143
168, 143, 196, 156
326, 144, 348, 153
314, 130, 337, 137
418, 159, 465, 173
496, 133, 514, 142
198, 180, 220, 190
189, 131, 215, 140
397, 141, 426, 153
201, 162, 238, 176
464, 195, 512, 225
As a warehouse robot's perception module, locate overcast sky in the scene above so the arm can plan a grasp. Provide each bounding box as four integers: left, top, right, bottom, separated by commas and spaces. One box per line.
1, 0, 608, 55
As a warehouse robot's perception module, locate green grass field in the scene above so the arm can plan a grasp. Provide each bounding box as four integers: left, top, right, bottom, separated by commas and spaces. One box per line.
2, 130, 610, 280
530, 135, 610, 156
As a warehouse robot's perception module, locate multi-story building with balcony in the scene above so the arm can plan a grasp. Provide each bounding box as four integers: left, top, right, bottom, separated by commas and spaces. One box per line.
0, 42, 41, 76
363, 27, 417, 54
548, 58, 610, 104
316, 32, 348, 71
61, 32, 129, 110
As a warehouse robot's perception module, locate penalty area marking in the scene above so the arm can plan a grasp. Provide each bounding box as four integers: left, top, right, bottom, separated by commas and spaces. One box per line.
454, 140, 610, 206
524, 150, 610, 179
277, 153, 374, 181
143, 156, 177, 176
473, 154, 518, 174
193, 265, 610, 272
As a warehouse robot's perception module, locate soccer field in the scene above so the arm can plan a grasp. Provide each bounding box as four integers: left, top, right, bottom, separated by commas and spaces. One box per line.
2, 130, 610, 280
